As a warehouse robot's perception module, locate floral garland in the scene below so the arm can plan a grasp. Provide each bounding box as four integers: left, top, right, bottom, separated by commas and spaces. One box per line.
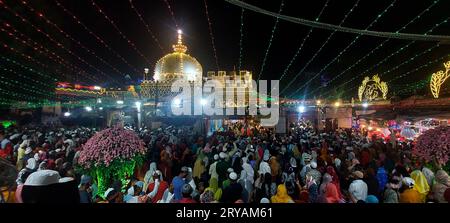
77, 126, 146, 197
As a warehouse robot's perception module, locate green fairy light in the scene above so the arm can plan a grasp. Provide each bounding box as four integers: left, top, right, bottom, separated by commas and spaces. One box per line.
280, 0, 361, 95
321, 17, 449, 98
288, 0, 398, 98
279, 0, 330, 81
334, 54, 450, 99
257, 0, 285, 81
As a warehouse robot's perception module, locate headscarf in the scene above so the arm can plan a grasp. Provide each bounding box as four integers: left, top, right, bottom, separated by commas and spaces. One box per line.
435, 170, 450, 185
320, 173, 333, 194
320, 173, 340, 203
326, 166, 342, 197
269, 156, 280, 177
143, 162, 157, 192
366, 195, 379, 203
206, 178, 222, 201
421, 167, 434, 187
270, 184, 293, 203
200, 190, 215, 203
376, 167, 388, 191
26, 158, 37, 170
410, 170, 430, 199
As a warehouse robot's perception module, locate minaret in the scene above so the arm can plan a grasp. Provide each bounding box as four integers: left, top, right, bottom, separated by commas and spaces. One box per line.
172, 29, 187, 53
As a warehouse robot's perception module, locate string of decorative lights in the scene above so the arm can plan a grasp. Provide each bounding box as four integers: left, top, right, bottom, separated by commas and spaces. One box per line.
238, 8, 245, 72
129, 0, 164, 53
330, 53, 450, 99
0, 55, 57, 85
309, 0, 442, 96
322, 17, 449, 98
203, 0, 220, 71
387, 54, 450, 83
163, 0, 179, 29
319, 20, 449, 98
380, 45, 440, 78
21, 0, 125, 79
280, 0, 361, 94
320, 0, 440, 88
257, 0, 285, 81
54, 0, 140, 74
0, 24, 95, 83
0, 26, 69, 81
2, 23, 88, 80
394, 79, 429, 95
0, 98, 98, 109
2, 43, 60, 79
1, 2, 115, 84
0, 65, 56, 97
225, 0, 450, 43
90, 0, 152, 64
288, 0, 398, 98
0, 55, 57, 88
0, 87, 50, 101
278, 0, 330, 81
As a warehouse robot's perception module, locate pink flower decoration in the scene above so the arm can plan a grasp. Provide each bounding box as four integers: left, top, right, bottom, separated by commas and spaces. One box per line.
413, 126, 450, 165
78, 126, 146, 168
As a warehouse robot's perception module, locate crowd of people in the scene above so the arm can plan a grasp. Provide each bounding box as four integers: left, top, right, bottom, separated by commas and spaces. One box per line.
1, 120, 450, 203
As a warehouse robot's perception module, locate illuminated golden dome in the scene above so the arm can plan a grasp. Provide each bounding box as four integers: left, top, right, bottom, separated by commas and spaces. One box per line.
154, 30, 202, 82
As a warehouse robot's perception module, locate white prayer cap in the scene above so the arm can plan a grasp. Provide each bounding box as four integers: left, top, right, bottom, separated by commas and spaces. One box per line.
9, 133, 21, 140
25, 147, 32, 155
310, 161, 317, 169
24, 170, 60, 186
260, 198, 270, 203
227, 168, 234, 173
219, 152, 227, 159
59, 177, 74, 183
214, 154, 219, 160
229, 172, 238, 181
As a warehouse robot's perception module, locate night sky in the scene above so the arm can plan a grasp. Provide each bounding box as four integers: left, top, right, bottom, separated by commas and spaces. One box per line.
1, 0, 450, 105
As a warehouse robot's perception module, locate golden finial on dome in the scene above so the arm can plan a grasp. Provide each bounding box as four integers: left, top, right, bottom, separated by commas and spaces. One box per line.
173, 29, 187, 53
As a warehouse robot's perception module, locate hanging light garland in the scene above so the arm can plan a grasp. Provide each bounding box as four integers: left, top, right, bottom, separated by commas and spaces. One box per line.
238, 8, 245, 72
0, 61, 55, 91
1, 2, 114, 84
328, 44, 449, 99
54, 0, 140, 74
288, 0, 398, 98
332, 54, 450, 99
279, 0, 330, 81
257, 0, 284, 81
313, 0, 443, 95
395, 79, 429, 95
90, 0, 152, 64
203, 0, 220, 71
162, 0, 179, 29
0, 55, 57, 85
129, 0, 164, 53
0, 24, 94, 82
2, 43, 61, 80
321, 17, 449, 98
281, 0, 361, 95
21, 0, 124, 80
0, 65, 56, 98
